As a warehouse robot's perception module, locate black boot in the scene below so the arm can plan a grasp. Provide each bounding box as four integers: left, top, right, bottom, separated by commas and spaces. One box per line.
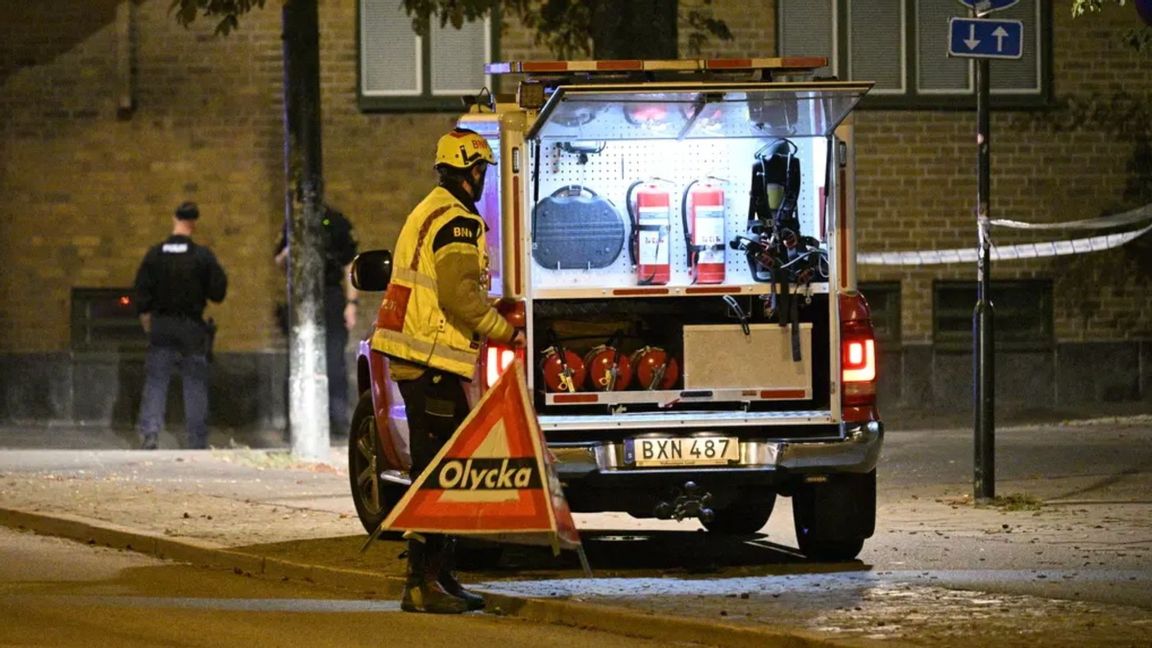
400, 536, 470, 614
438, 537, 486, 611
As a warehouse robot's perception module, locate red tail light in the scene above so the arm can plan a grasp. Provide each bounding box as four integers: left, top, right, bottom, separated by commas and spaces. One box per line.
483, 299, 526, 389
843, 338, 876, 383
839, 293, 878, 416
485, 344, 519, 388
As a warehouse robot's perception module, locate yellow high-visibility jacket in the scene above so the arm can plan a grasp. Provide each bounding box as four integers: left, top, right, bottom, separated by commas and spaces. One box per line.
371, 186, 513, 379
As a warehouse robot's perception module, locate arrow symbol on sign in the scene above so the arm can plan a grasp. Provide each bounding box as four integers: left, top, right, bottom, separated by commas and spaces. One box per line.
992, 26, 1008, 51
965, 24, 981, 50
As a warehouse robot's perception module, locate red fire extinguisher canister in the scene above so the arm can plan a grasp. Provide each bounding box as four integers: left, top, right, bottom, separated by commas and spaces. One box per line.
684, 180, 726, 284
629, 181, 672, 285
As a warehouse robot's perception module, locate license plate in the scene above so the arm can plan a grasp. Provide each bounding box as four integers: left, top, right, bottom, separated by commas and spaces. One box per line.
630, 436, 740, 467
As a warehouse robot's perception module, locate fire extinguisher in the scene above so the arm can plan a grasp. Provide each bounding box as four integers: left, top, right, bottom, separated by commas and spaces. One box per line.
682, 179, 726, 284
583, 331, 633, 392
629, 346, 680, 390
626, 179, 672, 285
540, 332, 585, 393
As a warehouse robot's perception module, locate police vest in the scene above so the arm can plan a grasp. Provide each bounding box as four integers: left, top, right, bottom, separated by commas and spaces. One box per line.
370, 187, 491, 378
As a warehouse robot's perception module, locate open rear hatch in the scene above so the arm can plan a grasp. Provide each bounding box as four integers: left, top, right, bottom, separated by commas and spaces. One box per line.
515, 79, 870, 436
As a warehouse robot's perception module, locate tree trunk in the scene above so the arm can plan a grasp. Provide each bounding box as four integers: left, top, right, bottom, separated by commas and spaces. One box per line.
282, 0, 329, 461
591, 0, 678, 59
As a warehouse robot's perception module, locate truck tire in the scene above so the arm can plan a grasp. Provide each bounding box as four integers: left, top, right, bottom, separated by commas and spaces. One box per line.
348, 390, 405, 535
702, 493, 776, 535
792, 470, 876, 562
795, 530, 864, 562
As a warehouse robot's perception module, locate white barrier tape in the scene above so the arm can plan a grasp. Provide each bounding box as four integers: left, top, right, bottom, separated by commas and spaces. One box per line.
992, 203, 1152, 231
859, 220, 1152, 266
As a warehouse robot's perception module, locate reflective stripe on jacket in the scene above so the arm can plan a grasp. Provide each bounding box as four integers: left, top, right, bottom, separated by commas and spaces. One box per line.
370, 186, 493, 378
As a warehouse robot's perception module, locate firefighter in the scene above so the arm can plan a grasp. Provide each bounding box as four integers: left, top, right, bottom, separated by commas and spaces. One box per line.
133, 202, 228, 450
371, 128, 523, 614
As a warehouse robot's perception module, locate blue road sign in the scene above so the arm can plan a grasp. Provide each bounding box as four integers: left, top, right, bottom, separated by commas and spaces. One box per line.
955, 0, 1020, 13
948, 17, 1024, 60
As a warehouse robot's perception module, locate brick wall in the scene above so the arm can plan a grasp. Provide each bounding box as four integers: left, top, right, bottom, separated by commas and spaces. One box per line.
0, 0, 466, 354
4, 2, 277, 353
854, 3, 1152, 343
1, 0, 1148, 361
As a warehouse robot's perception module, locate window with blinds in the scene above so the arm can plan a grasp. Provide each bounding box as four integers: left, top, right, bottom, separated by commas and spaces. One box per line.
359, 0, 494, 110
778, 0, 1050, 109
779, 1, 835, 79
850, 2, 905, 94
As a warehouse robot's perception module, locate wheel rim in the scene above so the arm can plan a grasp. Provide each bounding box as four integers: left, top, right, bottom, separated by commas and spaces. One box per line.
353, 416, 382, 516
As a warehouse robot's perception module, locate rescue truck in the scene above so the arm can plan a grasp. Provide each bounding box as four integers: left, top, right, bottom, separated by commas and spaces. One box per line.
349, 58, 882, 561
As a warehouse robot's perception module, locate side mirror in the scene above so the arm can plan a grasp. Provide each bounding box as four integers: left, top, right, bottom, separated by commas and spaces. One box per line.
349, 250, 393, 291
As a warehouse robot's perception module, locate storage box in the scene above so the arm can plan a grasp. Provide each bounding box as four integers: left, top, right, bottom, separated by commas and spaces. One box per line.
682, 323, 813, 396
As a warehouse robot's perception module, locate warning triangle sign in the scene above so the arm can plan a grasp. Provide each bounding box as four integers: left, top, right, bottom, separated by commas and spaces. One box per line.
381, 361, 582, 551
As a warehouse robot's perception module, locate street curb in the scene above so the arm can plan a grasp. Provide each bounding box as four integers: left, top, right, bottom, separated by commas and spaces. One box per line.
0, 506, 860, 648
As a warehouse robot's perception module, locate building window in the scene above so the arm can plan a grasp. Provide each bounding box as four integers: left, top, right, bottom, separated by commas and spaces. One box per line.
933, 280, 1053, 351
778, 0, 1050, 109
859, 282, 902, 346
71, 288, 148, 353
359, 0, 495, 112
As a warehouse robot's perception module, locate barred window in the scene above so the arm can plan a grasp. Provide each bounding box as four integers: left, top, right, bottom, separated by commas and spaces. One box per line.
71, 288, 148, 353
359, 1, 494, 111
933, 280, 1053, 350
778, 0, 1050, 109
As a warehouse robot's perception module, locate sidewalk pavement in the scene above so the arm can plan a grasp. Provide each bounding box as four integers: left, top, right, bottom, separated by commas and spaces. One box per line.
1, 414, 1150, 647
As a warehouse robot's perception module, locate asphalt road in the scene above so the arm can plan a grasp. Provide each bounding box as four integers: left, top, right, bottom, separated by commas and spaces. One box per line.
0, 525, 700, 648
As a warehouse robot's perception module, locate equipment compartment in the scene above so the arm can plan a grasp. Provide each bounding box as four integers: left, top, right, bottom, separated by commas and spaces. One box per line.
529, 295, 830, 413
528, 136, 830, 293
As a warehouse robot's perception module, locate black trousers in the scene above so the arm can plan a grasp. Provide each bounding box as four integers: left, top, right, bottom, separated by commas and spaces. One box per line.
138, 316, 211, 448
323, 285, 350, 435
397, 369, 470, 478
397, 368, 470, 550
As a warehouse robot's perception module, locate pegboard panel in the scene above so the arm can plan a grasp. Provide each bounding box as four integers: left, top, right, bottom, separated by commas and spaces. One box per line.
527, 136, 829, 293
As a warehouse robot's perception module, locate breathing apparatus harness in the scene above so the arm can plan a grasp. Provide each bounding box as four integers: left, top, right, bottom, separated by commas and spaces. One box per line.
729, 138, 829, 361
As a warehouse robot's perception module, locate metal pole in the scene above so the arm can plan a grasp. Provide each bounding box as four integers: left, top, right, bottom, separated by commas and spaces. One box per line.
973, 54, 995, 502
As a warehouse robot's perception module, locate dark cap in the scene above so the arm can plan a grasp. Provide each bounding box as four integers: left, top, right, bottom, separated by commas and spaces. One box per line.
175, 201, 200, 220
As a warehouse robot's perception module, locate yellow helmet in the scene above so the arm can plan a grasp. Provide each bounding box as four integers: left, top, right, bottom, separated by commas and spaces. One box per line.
434, 128, 496, 169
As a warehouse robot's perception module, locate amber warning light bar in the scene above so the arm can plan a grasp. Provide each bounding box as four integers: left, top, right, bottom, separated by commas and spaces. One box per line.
486, 57, 829, 75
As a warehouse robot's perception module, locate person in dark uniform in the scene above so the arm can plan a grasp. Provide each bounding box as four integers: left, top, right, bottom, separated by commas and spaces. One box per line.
274, 205, 359, 438
133, 201, 228, 450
